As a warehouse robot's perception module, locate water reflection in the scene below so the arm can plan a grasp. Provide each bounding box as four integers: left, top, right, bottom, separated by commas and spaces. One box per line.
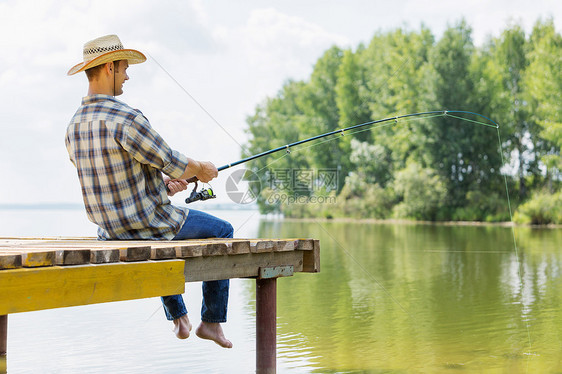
257, 220, 562, 373
2, 209, 560, 373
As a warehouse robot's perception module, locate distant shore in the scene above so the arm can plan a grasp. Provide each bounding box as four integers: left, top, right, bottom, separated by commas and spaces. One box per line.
1, 204, 559, 228
264, 216, 562, 229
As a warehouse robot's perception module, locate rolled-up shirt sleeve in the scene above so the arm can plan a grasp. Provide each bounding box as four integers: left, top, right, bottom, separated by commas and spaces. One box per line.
121, 113, 188, 179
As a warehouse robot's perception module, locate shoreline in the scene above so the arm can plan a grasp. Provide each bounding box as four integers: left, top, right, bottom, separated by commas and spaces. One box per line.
262, 216, 562, 229
1, 204, 560, 229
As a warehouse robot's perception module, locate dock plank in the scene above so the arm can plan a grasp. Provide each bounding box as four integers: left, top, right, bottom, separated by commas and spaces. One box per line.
175, 243, 205, 258
150, 246, 177, 260
119, 246, 151, 262
202, 243, 229, 256
20, 250, 56, 268
0, 238, 318, 272
274, 240, 298, 252
230, 240, 251, 255
55, 249, 91, 266
90, 248, 120, 264
296, 239, 314, 251
0, 252, 22, 270
251, 240, 274, 253
302, 239, 320, 273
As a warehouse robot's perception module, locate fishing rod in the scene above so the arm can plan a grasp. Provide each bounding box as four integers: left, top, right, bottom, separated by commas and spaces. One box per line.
183, 110, 499, 203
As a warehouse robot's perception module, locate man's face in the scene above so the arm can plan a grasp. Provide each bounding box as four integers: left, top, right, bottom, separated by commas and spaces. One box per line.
113, 60, 129, 96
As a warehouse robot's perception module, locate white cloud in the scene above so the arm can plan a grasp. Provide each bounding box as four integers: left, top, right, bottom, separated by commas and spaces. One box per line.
402, 0, 561, 45
204, 7, 351, 131
241, 8, 350, 82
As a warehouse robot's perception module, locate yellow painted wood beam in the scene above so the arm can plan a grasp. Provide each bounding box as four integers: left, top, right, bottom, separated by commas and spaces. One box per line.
0, 260, 185, 315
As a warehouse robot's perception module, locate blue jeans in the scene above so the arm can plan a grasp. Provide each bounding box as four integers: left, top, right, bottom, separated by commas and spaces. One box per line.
161, 209, 233, 323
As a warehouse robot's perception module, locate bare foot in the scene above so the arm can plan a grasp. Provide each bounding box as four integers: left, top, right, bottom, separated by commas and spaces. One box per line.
196, 322, 233, 348
173, 314, 192, 339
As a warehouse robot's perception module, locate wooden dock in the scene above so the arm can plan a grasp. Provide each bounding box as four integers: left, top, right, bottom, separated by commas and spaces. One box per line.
0, 236, 320, 373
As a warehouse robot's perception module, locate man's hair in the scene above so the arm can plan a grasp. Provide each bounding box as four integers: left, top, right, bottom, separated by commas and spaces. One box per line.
84, 64, 104, 81
85, 60, 123, 81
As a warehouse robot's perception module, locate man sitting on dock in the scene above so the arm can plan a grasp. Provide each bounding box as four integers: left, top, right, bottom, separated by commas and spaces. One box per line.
65, 34, 232, 348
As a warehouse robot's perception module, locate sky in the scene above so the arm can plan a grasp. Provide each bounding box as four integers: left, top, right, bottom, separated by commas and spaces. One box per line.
0, 0, 560, 206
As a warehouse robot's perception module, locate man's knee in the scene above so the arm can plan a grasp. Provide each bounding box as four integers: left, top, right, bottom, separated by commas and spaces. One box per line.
222, 221, 234, 238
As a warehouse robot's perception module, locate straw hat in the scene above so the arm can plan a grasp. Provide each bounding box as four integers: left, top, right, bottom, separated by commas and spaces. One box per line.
67, 34, 146, 76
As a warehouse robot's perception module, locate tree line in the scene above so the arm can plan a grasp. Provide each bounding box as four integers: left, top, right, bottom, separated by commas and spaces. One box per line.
243, 18, 562, 224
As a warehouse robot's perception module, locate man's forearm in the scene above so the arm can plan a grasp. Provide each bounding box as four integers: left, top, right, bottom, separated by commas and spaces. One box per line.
179, 158, 218, 183
179, 158, 202, 180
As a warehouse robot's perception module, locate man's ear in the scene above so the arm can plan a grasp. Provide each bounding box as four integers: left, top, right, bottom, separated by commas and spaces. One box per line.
104, 61, 114, 75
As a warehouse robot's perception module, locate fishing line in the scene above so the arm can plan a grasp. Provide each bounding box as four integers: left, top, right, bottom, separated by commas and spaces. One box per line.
249, 113, 439, 176
496, 126, 533, 355
148, 53, 247, 151
446, 113, 498, 128
253, 118, 404, 175
422, 249, 512, 254
249, 111, 493, 177
239, 111, 530, 340
224, 110, 496, 172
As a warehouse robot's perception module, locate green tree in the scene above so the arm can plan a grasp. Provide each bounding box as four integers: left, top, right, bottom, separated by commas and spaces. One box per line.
524, 18, 562, 190
488, 23, 544, 199
335, 47, 371, 141
299, 46, 348, 191
392, 161, 448, 221
513, 18, 562, 224
335, 138, 396, 219
361, 26, 435, 171
244, 80, 311, 213
245, 47, 347, 213
423, 20, 505, 219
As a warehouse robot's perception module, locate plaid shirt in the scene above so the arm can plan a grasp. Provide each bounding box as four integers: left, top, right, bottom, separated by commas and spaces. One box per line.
66, 95, 189, 240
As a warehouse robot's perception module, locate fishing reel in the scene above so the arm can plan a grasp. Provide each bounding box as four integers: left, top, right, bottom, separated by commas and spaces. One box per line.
185, 181, 217, 204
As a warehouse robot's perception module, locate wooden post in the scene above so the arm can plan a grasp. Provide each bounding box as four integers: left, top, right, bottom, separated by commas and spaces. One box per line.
0, 315, 6, 356
256, 278, 276, 374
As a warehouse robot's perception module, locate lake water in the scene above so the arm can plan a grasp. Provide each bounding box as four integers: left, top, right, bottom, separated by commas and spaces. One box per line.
1, 208, 561, 373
